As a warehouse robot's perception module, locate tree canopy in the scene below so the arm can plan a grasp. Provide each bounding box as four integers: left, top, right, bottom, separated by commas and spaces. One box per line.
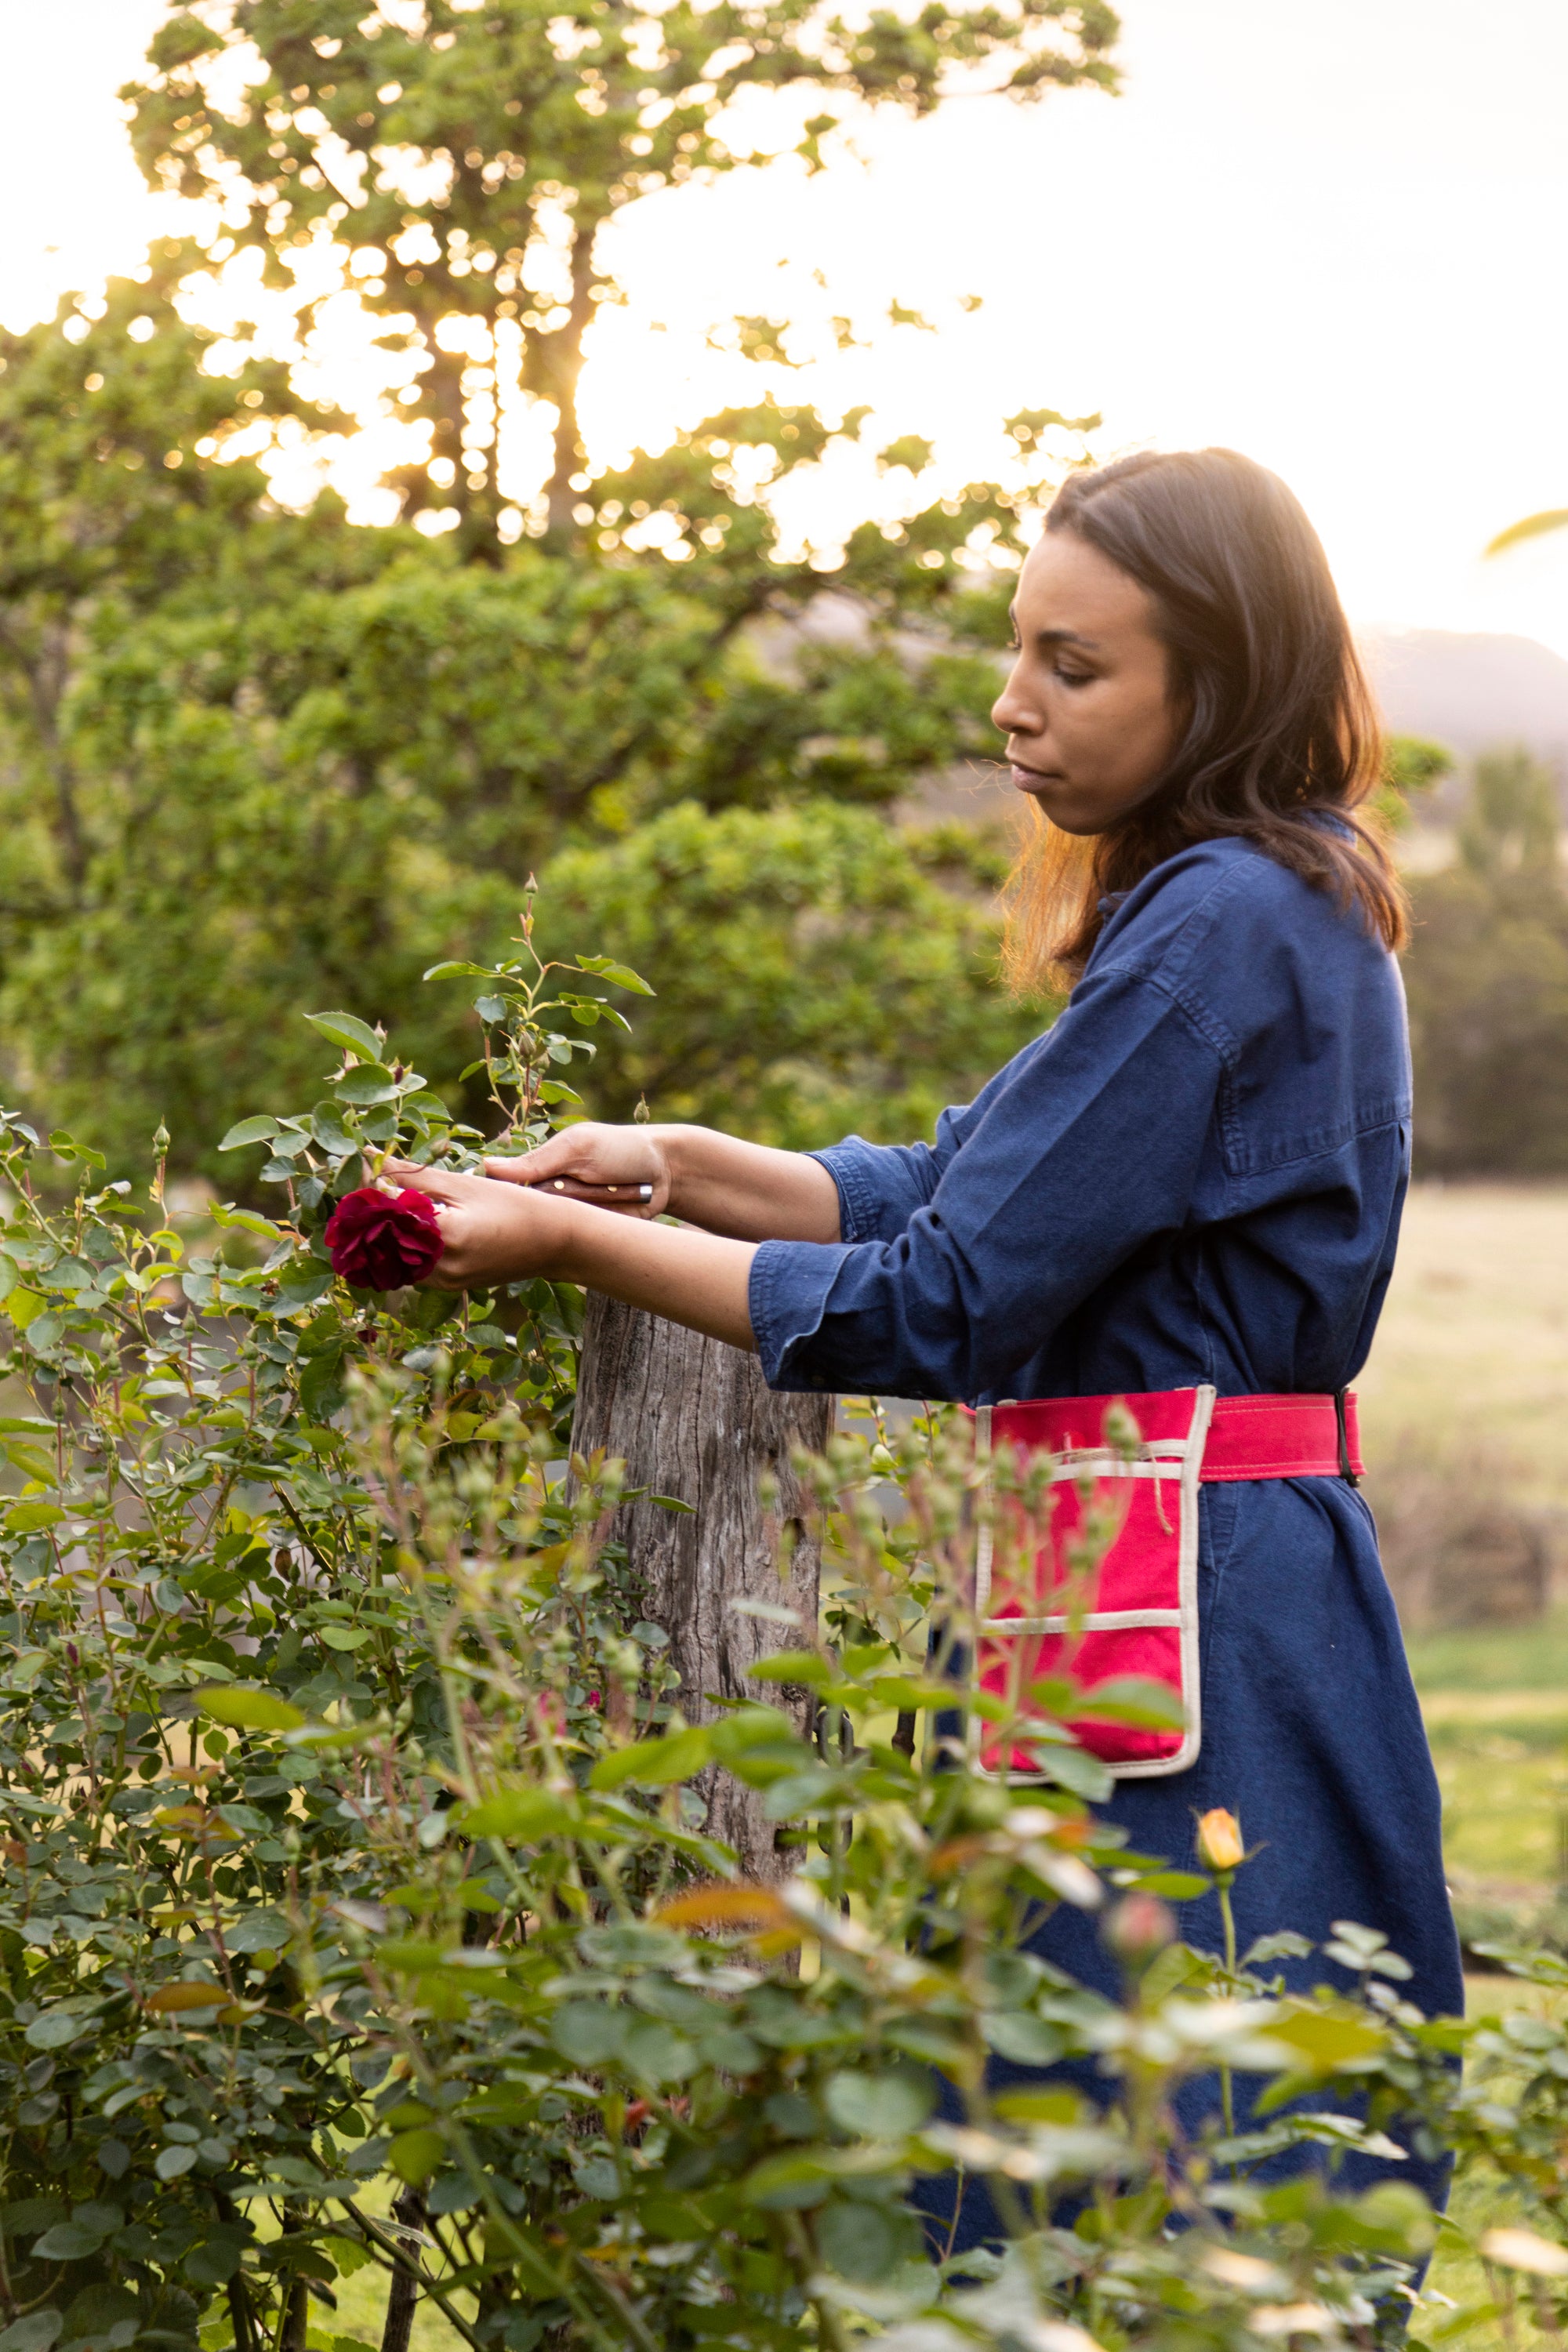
124, 0, 1118, 543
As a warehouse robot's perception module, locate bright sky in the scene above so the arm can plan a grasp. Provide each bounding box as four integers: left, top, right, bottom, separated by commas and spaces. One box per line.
9, 0, 1568, 648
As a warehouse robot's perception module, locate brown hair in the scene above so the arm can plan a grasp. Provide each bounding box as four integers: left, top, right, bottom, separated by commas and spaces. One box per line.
1003, 448, 1408, 994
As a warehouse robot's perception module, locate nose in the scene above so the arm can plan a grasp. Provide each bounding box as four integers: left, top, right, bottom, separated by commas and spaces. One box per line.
991, 654, 1040, 742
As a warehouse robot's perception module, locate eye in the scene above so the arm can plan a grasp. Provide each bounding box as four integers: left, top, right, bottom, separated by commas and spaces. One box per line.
1054, 665, 1093, 688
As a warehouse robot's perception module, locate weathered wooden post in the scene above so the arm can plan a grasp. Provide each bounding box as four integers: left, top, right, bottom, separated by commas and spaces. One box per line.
570, 1291, 832, 1878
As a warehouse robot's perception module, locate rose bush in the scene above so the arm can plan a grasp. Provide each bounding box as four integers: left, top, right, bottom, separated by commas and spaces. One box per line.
0, 900, 1559, 2352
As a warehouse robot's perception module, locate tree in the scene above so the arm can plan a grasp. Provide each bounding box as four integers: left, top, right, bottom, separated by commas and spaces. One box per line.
124, 0, 1119, 545
1404, 747, 1568, 1176
0, 253, 321, 917
537, 798, 1042, 1142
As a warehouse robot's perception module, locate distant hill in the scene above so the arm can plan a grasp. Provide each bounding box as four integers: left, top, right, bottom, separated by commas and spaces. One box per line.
1359, 627, 1568, 782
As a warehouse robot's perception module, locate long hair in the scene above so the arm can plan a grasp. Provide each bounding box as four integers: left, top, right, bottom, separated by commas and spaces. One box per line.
1003, 448, 1407, 994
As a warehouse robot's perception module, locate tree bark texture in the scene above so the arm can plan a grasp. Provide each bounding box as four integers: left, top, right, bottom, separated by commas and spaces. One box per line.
570, 1293, 831, 1878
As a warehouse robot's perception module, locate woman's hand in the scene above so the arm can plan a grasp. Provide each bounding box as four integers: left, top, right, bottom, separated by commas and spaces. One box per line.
383, 1154, 760, 1350
483, 1122, 670, 1215
384, 1163, 572, 1290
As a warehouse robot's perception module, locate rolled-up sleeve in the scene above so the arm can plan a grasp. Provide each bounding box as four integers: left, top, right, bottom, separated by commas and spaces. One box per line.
750, 970, 1229, 1399
808, 1091, 991, 1244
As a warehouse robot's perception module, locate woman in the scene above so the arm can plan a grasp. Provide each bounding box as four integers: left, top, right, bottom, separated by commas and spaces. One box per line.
403, 447, 1462, 2206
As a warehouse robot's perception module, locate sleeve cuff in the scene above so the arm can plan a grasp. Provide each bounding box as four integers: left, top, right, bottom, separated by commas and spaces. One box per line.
807, 1141, 889, 1245
749, 1237, 856, 1391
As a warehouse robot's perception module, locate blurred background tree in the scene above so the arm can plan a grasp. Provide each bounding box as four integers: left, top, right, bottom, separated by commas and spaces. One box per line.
0, 1, 1117, 1175
124, 0, 1117, 548
1403, 747, 1568, 1176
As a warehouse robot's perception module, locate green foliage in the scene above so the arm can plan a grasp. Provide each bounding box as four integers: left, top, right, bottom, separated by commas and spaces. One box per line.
536, 799, 1047, 1142
1405, 751, 1568, 1176
0, 0, 1110, 1181
123, 0, 1119, 542
0, 334, 1051, 1173
1374, 733, 1453, 832
0, 933, 1560, 2352
1457, 746, 1562, 880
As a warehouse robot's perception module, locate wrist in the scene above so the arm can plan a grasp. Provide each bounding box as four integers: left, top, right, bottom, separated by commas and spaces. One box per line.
650, 1123, 696, 1203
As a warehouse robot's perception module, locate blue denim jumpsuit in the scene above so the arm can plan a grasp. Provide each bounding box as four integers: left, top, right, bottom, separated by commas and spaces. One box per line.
746, 835, 1463, 2227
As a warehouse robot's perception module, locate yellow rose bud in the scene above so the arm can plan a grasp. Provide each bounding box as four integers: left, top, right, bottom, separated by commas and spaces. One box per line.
1196, 1807, 1245, 1874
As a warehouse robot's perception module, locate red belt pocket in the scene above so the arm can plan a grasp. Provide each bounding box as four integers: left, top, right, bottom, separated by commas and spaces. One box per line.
972, 1386, 1216, 1781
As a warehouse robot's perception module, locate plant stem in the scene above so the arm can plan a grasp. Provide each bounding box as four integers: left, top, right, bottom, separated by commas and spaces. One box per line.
1218, 1876, 1237, 2137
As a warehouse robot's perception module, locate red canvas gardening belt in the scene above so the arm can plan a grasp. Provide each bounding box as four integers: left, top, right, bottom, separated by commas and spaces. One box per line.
973, 1387, 1363, 1782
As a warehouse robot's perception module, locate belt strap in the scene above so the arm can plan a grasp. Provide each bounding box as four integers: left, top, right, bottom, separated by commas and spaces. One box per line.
988, 1389, 1363, 1482
1202, 1391, 1362, 1483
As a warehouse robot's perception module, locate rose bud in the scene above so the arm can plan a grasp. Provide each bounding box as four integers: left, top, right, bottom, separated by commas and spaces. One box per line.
1104, 1893, 1176, 1967
324, 1186, 444, 1288
1196, 1807, 1246, 1875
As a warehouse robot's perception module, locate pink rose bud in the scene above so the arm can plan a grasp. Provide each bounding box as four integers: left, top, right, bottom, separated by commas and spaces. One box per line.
324, 1187, 444, 1288
1104, 1893, 1176, 1965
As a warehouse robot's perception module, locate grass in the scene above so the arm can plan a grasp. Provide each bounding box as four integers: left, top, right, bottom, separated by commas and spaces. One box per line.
1359, 1181, 1568, 1512
1363, 1190, 1568, 2336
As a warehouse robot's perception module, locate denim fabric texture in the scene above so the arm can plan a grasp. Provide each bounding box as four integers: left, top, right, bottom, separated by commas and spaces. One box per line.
746, 835, 1463, 2237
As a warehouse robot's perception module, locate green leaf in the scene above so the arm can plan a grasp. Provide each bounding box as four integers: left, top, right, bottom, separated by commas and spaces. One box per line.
1071, 1676, 1187, 1730
823, 2070, 933, 2138
23, 2008, 95, 2052
197, 1685, 305, 1733
742, 2151, 833, 2210
31, 2223, 104, 2262
1030, 1740, 1114, 1801
156, 2146, 198, 2181
979, 2013, 1065, 2065
550, 2005, 626, 2067
747, 1650, 832, 1687
457, 1789, 576, 1841
387, 2129, 445, 2184
5, 1502, 63, 1534
0, 2312, 63, 2352
185, 2240, 244, 2286
575, 955, 655, 996
334, 1067, 399, 1107
587, 1726, 713, 1790
318, 1625, 372, 1651
219, 1116, 280, 1152
307, 1011, 385, 1061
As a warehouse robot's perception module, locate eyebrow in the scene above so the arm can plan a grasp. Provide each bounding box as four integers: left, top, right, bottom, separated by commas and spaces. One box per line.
1007, 609, 1102, 651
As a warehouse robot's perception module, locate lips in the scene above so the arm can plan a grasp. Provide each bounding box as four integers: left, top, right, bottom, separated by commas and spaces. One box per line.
1010, 763, 1060, 788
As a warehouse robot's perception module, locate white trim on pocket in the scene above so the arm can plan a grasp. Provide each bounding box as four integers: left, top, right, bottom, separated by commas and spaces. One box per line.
969, 1385, 1216, 1784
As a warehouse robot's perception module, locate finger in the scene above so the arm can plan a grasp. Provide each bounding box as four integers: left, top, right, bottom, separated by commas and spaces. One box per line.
514, 1175, 655, 1205
492, 1131, 586, 1174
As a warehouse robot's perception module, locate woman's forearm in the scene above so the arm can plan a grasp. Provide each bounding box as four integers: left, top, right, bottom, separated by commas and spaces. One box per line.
552, 1203, 760, 1350
655, 1126, 841, 1243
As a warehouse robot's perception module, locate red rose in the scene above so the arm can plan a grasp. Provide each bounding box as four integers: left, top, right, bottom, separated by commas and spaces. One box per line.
324, 1186, 445, 1288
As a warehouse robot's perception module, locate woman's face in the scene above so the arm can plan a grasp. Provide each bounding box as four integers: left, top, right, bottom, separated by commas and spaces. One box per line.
992, 526, 1185, 835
